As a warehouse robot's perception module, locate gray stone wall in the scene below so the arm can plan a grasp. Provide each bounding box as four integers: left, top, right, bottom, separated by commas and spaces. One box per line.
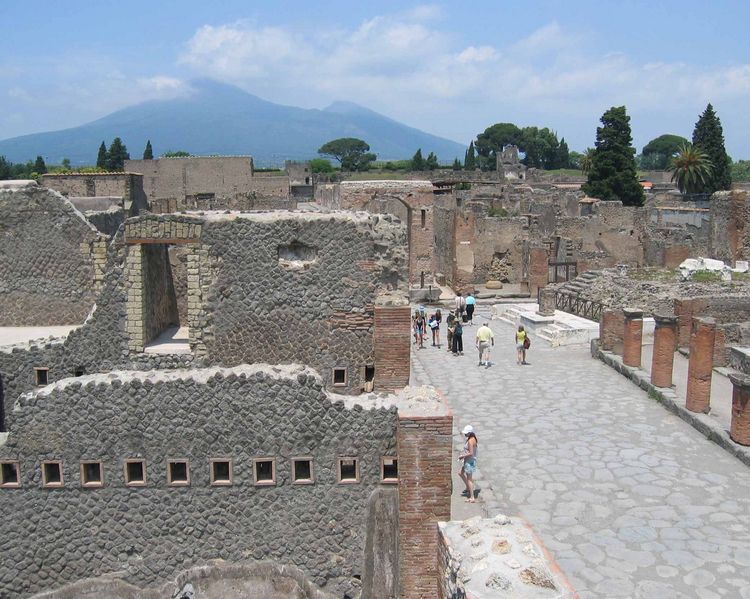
0, 183, 105, 326
0, 365, 398, 598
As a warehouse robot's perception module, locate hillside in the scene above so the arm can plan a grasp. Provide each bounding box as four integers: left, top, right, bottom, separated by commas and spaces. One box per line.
0, 79, 466, 166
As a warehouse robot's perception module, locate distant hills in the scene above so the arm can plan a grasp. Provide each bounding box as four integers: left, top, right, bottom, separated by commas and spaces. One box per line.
0, 79, 466, 167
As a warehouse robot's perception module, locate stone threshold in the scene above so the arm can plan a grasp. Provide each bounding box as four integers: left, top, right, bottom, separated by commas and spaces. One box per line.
593, 342, 750, 468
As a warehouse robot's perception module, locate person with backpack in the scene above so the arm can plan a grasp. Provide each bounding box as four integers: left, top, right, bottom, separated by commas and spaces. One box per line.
429, 309, 442, 347
455, 293, 466, 321
413, 311, 426, 349
458, 424, 478, 502
446, 311, 456, 352
515, 324, 530, 365
452, 317, 464, 356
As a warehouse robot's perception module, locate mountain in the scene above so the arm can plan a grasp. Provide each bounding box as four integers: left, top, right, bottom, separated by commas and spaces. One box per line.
0, 79, 466, 166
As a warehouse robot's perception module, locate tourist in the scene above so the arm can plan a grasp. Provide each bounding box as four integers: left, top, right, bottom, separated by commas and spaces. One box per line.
452, 317, 464, 355
413, 311, 425, 348
458, 424, 478, 502
515, 325, 529, 365
455, 293, 466, 321
429, 309, 442, 347
446, 311, 456, 352
475, 321, 494, 366
465, 292, 476, 324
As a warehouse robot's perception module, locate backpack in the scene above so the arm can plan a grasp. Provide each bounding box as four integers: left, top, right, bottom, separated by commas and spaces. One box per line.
455, 322, 463, 335
523, 336, 531, 349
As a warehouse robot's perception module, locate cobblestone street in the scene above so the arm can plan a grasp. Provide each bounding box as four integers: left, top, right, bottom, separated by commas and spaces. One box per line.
411, 307, 750, 598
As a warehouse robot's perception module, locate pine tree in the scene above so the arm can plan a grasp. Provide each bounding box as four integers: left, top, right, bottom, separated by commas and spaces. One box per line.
33, 156, 47, 175
106, 137, 130, 171
452, 157, 462, 171
96, 141, 108, 169
143, 140, 153, 160
556, 137, 570, 169
582, 106, 644, 207
464, 141, 476, 170
425, 152, 439, 170
692, 103, 731, 194
410, 149, 425, 171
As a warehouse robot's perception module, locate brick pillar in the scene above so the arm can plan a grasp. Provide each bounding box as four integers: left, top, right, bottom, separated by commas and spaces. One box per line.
674, 298, 694, 348
622, 308, 643, 368
729, 373, 750, 446
686, 317, 716, 414
651, 314, 678, 388
398, 414, 452, 599
537, 287, 556, 317
374, 305, 412, 390
528, 247, 549, 296
599, 309, 624, 354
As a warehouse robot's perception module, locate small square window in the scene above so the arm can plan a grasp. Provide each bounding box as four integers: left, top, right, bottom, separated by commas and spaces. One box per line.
74, 367, 85, 377
80, 461, 104, 488
253, 458, 276, 486
167, 460, 190, 486
42, 461, 64, 488
34, 368, 49, 386
0, 461, 20, 488
210, 459, 233, 486
338, 457, 360, 484
333, 368, 347, 386
292, 457, 314, 485
381, 457, 398, 483
124, 459, 146, 487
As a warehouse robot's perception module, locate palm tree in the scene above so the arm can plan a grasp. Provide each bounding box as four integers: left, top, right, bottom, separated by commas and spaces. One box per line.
580, 147, 595, 175
669, 143, 713, 194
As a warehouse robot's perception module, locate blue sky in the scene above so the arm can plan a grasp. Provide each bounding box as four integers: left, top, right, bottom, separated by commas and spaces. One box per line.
2, 1, 750, 157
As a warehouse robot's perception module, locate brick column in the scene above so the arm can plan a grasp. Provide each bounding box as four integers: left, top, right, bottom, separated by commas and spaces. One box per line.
528, 247, 549, 296
622, 308, 643, 368
374, 305, 412, 390
398, 414, 452, 599
599, 309, 624, 354
537, 287, 556, 317
686, 317, 716, 414
730, 373, 750, 446
651, 314, 678, 388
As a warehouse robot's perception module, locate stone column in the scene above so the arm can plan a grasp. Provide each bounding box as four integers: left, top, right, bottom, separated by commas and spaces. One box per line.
730, 373, 750, 446
622, 308, 643, 368
651, 314, 678, 388
686, 317, 716, 414
599, 309, 624, 354
537, 287, 556, 317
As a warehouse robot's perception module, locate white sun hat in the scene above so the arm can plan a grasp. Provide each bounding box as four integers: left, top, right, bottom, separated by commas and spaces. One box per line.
462, 424, 474, 435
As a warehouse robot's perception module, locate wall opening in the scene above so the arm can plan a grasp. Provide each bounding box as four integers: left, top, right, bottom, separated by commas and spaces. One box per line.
124, 460, 146, 486
73, 367, 85, 377
338, 457, 360, 484
34, 368, 49, 387
42, 461, 63, 488
278, 241, 318, 270
381, 457, 399, 483
254, 458, 276, 485
168, 460, 190, 486
80, 461, 104, 488
210, 459, 233, 486
420, 209, 426, 229
333, 368, 347, 386
292, 457, 314, 484
0, 461, 20, 488
142, 244, 181, 345
0, 374, 4, 433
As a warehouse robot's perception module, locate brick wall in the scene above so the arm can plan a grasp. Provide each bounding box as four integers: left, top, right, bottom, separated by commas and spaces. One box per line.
528, 247, 550, 296
398, 413, 453, 599
374, 306, 411, 390
663, 245, 690, 268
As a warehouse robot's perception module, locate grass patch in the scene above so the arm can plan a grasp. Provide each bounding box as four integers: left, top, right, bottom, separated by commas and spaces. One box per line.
648, 388, 663, 403
487, 207, 509, 217
690, 270, 723, 283
627, 267, 678, 282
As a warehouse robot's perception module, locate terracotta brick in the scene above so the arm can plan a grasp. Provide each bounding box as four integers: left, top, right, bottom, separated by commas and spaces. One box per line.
600, 309, 624, 355
651, 314, 677, 388
528, 247, 549, 296
686, 317, 716, 414
730, 373, 750, 446
374, 306, 411, 390
622, 309, 643, 368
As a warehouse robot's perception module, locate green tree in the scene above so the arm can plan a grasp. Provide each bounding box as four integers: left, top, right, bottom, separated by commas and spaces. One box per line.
641, 134, 688, 170
106, 137, 129, 170
580, 148, 595, 175
452, 157, 462, 171
96, 141, 108, 169
669, 143, 713, 194
464, 141, 476, 170
475, 123, 522, 168
410, 148, 425, 171
317, 138, 375, 171
33, 156, 47, 175
162, 150, 191, 157
582, 106, 644, 206
143, 140, 153, 160
309, 158, 334, 173
519, 126, 560, 169
61, 158, 71, 170
556, 137, 570, 169
692, 103, 731, 193
425, 151, 439, 170
731, 160, 750, 182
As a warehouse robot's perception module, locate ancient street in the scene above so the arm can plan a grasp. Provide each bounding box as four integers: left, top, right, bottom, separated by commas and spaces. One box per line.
412, 306, 750, 598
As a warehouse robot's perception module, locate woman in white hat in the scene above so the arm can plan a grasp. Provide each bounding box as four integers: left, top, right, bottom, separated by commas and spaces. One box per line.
458, 424, 478, 502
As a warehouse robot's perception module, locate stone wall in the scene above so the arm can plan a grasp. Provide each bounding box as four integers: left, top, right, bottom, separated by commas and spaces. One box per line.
0, 365, 398, 598
40, 173, 148, 214
0, 182, 106, 326
149, 195, 296, 213
709, 190, 748, 265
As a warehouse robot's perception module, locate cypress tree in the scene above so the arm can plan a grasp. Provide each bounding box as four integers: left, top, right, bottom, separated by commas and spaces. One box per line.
452, 157, 462, 171
692, 103, 731, 193
33, 156, 47, 174
582, 106, 644, 206
143, 140, 153, 160
425, 151, 439, 170
556, 137, 570, 169
106, 137, 130, 171
96, 141, 108, 169
411, 149, 425, 171
464, 141, 476, 170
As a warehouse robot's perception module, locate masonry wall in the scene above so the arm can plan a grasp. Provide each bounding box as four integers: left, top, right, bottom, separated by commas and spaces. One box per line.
149, 195, 296, 213
0, 365, 398, 598
0, 184, 106, 326
710, 190, 748, 265
40, 173, 147, 209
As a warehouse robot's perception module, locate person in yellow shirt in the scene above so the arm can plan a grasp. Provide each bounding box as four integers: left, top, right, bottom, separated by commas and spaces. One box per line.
475, 321, 494, 366
515, 325, 528, 365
